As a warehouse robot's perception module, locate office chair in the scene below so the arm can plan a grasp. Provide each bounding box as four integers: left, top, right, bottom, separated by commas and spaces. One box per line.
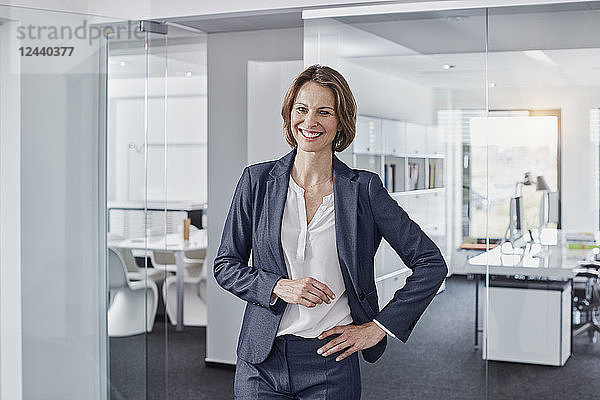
108, 247, 159, 336
573, 263, 600, 343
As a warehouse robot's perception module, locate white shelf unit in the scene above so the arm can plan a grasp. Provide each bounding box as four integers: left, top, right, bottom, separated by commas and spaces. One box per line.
342, 115, 447, 304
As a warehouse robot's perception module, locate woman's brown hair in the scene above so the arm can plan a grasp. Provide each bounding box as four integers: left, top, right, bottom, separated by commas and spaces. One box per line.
281, 65, 356, 152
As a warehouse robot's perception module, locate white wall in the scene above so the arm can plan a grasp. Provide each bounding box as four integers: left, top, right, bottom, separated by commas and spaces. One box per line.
247, 60, 304, 164
342, 60, 434, 124
108, 75, 207, 205
206, 27, 303, 365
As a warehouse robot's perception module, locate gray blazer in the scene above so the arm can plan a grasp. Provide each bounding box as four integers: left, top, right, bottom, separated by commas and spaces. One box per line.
214, 149, 447, 364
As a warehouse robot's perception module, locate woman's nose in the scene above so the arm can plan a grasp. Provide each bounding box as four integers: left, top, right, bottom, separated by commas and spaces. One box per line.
305, 110, 319, 127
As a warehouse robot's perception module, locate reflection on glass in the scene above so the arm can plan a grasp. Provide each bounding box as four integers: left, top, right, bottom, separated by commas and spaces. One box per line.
305, 8, 487, 399
485, 2, 600, 394
107, 21, 207, 399
1, 5, 114, 400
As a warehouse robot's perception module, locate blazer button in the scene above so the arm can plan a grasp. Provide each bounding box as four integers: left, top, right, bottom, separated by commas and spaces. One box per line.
359, 292, 365, 301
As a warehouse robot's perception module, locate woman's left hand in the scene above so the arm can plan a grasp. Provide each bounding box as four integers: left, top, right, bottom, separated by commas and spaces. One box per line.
316, 322, 387, 362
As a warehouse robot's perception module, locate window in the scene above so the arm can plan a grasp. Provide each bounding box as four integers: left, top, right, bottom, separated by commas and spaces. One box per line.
468, 111, 560, 240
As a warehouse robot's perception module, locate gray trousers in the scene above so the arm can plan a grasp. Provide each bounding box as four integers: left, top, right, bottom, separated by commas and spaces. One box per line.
234, 334, 361, 399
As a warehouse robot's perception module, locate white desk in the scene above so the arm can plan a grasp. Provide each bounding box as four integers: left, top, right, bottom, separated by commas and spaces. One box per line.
464, 228, 589, 279
463, 232, 591, 366
109, 230, 207, 331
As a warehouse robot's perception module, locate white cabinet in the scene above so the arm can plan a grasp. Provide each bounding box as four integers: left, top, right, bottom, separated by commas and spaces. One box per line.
375, 239, 406, 278
406, 192, 428, 228
355, 154, 383, 180
337, 144, 354, 166
483, 280, 571, 366
376, 269, 412, 310
406, 122, 427, 154
351, 115, 446, 284
426, 126, 444, 155
382, 119, 406, 155
426, 191, 446, 243
355, 116, 382, 153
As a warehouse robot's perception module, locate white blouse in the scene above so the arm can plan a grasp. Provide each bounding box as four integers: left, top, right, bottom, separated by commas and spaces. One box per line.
275, 177, 353, 338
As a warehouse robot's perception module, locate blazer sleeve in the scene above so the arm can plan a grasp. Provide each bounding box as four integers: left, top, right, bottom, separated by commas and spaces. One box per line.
213, 167, 283, 311
368, 173, 448, 342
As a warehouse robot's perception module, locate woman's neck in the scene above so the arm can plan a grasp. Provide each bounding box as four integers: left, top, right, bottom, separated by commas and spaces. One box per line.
291, 148, 333, 188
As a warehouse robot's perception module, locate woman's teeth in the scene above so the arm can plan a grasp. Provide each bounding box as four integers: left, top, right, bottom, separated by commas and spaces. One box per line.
301, 129, 323, 138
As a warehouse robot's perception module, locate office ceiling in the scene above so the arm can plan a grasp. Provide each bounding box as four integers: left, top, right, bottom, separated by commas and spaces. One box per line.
107, 2, 600, 89
168, 9, 304, 33
320, 2, 600, 89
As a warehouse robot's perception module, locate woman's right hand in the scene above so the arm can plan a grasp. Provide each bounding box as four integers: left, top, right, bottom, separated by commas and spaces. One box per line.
272, 277, 335, 308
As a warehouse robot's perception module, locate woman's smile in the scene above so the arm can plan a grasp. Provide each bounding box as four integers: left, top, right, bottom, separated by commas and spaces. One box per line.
299, 128, 324, 140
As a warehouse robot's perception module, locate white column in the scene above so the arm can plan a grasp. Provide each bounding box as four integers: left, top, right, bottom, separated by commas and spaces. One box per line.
0, 21, 23, 400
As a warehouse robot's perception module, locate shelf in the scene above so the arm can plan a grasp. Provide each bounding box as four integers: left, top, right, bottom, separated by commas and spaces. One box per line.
390, 188, 445, 196
353, 151, 445, 159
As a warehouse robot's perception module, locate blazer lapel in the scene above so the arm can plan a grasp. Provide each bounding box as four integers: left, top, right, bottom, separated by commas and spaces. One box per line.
266, 149, 296, 278
332, 155, 360, 295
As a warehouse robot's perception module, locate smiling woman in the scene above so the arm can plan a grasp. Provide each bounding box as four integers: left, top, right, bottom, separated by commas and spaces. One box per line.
282, 65, 356, 153
214, 64, 447, 399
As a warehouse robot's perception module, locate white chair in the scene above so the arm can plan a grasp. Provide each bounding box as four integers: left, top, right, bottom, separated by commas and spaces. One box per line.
108, 247, 159, 336
108, 232, 169, 284
151, 249, 207, 326
117, 246, 169, 284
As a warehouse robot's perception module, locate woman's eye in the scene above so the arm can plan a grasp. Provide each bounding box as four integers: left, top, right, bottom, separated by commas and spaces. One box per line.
320, 110, 332, 116
296, 107, 307, 113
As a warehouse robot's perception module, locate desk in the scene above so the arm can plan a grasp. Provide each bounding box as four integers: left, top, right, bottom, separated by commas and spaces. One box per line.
464, 232, 590, 366
109, 229, 207, 332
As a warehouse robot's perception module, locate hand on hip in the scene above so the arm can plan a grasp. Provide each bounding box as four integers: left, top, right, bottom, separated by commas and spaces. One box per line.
317, 322, 387, 361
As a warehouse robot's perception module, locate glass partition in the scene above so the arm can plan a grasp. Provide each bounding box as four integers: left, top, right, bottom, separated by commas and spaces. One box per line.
305, 9, 488, 398
106, 21, 207, 400
2, 5, 205, 399
484, 3, 600, 398
107, 21, 163, 400
305, 1, 600, 398
0, 5, 114, 399
159, 25, 208, 398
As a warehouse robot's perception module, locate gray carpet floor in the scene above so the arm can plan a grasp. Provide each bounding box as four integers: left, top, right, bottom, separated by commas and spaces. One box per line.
110, 275, 600, 399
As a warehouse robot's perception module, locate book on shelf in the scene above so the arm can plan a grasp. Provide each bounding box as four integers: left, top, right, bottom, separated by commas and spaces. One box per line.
429, 162, 435, 189
390, 163, 396, 192
383, 163, 398, 192
408, 163, 419, 190
384, 163, 389, 190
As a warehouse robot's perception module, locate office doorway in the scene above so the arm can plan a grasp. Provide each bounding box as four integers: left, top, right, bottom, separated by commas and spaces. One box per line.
105, 21, 207, 400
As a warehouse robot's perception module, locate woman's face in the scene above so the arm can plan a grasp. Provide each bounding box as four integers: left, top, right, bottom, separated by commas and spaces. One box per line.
291, 81, 340, 155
